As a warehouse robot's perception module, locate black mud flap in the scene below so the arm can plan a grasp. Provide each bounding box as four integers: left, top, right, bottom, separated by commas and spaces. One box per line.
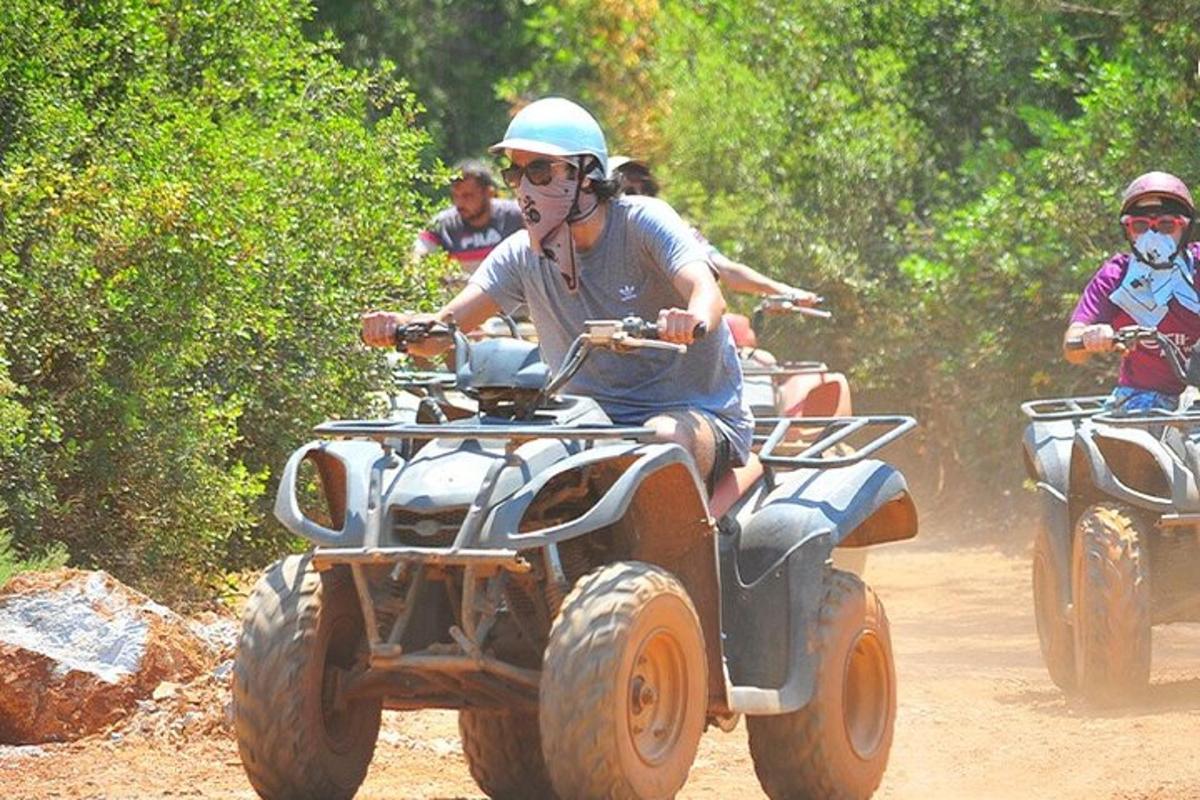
718, 504, 831, 715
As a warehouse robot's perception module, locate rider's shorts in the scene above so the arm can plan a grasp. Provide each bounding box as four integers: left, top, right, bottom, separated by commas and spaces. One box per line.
1106, 386, 1179, 414
695, 409, 740, 492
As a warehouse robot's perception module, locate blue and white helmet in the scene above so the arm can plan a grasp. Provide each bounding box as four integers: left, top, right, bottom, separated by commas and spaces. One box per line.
491, 97, 608, 177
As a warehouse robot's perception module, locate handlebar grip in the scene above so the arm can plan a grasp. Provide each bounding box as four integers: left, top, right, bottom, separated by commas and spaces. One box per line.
640, 321, 707, 341
1065, 338, 1085, 352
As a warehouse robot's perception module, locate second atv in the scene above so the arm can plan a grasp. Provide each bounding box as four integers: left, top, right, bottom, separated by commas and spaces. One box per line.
1023, 325, 1200, 704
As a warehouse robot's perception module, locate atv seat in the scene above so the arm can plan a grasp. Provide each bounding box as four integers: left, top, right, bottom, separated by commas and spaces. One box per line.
710, 453, 764, 519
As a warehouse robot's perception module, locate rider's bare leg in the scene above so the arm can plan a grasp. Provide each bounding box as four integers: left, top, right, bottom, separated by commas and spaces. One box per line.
644, 410, 717, 482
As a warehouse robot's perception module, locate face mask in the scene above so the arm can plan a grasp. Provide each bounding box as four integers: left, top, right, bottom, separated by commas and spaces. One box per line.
516, 162, 599, 292
1132, 229, 1182, 268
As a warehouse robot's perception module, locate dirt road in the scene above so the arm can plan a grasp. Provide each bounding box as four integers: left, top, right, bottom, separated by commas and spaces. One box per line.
2, 538, 1198, 799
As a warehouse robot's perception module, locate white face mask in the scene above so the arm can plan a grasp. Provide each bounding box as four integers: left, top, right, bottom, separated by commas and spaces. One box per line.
515, 162, 599, 291
1132, 229, 1181, 268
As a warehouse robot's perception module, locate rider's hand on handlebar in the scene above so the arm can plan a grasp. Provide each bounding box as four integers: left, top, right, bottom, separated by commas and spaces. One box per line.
361, 311, 407, 348
784, 288, 820, 307
657, 307, 704, 344
1081, 323, 1118, 353
361, 311, 451, 357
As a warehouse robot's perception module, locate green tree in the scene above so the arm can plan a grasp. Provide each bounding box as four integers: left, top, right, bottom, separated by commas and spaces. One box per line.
0, 0, 443, 599
306, 0, 539, 160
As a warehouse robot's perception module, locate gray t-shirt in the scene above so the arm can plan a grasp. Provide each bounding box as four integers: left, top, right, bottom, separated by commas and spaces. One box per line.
469, 196, 753, 463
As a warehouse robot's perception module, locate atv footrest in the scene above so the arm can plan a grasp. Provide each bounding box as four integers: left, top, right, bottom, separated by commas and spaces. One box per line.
311, 546, 532, 573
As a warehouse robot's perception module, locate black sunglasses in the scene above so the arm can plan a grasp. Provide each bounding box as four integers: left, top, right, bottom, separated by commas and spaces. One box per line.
500, 158, 577, 188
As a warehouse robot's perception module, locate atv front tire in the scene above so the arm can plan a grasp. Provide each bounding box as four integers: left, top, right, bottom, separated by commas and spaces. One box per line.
540, 561, 708, 800
1071, 502, 1151, 705
747, 569, 895, 800
232, 555, 381, 800
459, 709, 555, 799
1032, 526, 1076, 692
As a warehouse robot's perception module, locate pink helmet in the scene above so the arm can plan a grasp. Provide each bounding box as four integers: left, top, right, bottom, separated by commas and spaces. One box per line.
1120, 171, 1195, 216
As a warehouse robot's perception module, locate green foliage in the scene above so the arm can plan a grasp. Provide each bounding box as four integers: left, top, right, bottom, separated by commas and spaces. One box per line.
508, 0, 1200, 494
305, 0, 539, 160
0, 0, 443, 600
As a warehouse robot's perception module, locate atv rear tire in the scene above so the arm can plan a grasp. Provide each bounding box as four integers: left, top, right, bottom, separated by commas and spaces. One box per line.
540, 561, 707, 800
1032, 526, 1076, 692
232, 554, 381, 800
1071, 502, 1151, 705
747, 569, 895, 800
459, 709, 555, 799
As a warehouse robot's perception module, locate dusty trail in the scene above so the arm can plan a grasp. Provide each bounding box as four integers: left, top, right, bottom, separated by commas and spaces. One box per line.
2, 539, 1198, 799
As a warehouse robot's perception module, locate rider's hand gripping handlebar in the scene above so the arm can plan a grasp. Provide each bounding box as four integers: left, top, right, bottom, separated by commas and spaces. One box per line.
392, 320, 458, 354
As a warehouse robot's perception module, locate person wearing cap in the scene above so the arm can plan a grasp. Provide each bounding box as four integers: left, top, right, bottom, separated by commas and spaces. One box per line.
414, 159, 525, 275
364, 97, 752, 487
610, 156, 820, 304
1066, 171, 1200, 412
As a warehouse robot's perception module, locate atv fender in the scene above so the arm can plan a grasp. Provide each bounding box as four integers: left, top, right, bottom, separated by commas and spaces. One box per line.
483, 442, 707, 545
485, 442, 727, 706
1070, 424, 1190, 513
721, 459, 916, 715
1022, 420, 1077, 616
274, 439, 401, 547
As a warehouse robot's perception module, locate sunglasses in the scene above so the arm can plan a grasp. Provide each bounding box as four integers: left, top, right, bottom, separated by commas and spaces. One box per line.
1122, 214, 1191, 236
500, 158, 577, 188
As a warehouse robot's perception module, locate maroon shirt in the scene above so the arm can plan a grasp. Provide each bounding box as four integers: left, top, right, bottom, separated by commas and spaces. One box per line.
1071, 242, 1200, 394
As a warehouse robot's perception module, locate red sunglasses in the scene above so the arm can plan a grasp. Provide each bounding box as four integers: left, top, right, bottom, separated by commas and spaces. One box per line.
1121, 214, 1191, 237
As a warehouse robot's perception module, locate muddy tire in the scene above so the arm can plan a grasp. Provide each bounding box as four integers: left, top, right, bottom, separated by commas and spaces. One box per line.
459, 709, 555, 799
540, 561, 707, 800
232, 555, 381, 800
1032, 527, 1076, 692
1071, 502, 1151, 705
747, 569, 895, 800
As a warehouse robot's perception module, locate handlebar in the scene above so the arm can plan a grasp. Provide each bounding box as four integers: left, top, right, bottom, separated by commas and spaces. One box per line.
1070, 326, 1194, 384
755, 294, 832, 320
392, 320, 457, 353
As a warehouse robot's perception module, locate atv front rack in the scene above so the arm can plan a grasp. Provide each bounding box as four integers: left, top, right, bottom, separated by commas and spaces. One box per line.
315, 419, 655, 443
1090, 407, 1200, 427
753, 415, 917, 470
1021, 396, 1107, 421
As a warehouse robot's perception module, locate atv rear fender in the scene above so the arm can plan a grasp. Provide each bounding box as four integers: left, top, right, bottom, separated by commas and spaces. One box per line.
721, 459, 916, 715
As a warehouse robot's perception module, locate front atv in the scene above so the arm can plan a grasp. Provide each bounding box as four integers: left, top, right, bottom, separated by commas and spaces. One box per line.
233, 318, 919, 800
1023, 326, 1200, 704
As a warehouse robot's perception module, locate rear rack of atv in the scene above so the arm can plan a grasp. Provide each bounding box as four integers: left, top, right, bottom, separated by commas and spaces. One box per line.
1021, 396, 1107, 421
752, 415, 917, 470
742, 360, 830, 376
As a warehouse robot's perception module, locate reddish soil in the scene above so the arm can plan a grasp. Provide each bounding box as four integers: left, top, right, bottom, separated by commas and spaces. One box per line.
2, 538, 1198, 799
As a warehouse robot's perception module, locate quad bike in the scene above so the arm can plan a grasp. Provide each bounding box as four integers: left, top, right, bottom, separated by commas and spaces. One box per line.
1023, 325, 1200, 705
233, 316, 919, 800
734, 295, 851, 419
734, 295, 865, 575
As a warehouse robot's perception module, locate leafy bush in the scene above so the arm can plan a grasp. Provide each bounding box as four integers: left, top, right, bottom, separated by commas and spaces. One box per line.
0, 0, 444, 599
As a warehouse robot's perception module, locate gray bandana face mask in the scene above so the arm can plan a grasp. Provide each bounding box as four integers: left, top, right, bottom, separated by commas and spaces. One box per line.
516, 162, 599, 292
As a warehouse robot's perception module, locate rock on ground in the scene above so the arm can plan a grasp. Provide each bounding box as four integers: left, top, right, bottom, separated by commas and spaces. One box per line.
0, 570, 216, 744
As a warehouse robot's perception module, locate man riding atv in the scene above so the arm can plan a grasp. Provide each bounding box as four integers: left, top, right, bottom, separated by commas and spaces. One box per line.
363, 97, 753, 487
1065, 171, 1200, 410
